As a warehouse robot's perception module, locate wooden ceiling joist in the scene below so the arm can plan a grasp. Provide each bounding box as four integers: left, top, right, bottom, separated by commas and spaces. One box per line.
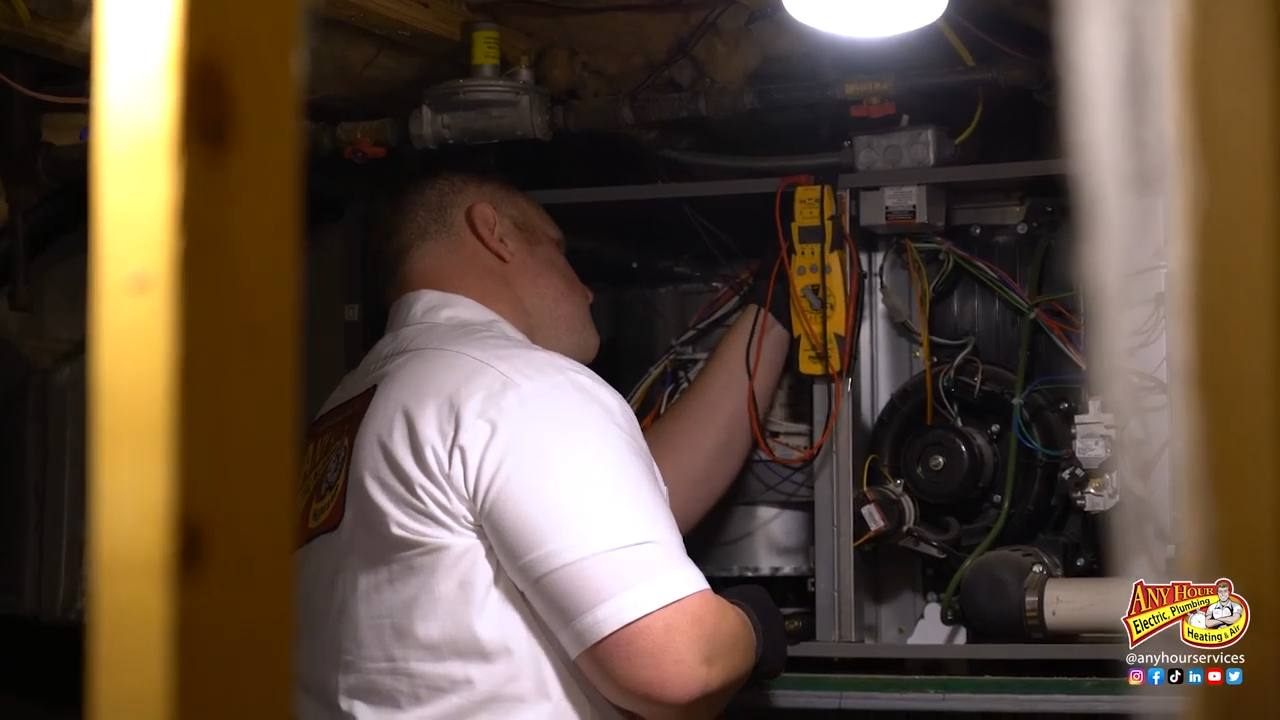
312, 0, 540, 64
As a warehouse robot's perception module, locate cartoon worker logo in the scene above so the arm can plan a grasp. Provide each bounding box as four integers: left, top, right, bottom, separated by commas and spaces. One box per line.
1123, 577, 1250, 649
1187, 581, 1243, 630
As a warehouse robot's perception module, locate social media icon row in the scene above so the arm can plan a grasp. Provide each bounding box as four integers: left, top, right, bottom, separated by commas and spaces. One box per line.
1128, 668, 1242, 685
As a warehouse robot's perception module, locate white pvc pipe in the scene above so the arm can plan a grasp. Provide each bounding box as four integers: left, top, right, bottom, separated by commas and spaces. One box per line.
1041, 577, 1134, 635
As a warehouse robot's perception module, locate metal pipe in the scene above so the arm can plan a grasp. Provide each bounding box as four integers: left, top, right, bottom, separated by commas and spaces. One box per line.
1040, 577, 1134, 635
309, 118, 402, 156
558, 63, 1043, 133
308, 61, 1045, 156
656, 148, 852, 173
755, 63, 1042, 107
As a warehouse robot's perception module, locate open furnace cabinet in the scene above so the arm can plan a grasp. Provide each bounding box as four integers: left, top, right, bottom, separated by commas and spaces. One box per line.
537, 159, 1178, 716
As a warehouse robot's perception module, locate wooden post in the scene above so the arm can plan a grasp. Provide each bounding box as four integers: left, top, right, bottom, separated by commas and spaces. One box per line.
87, 0, 301, 717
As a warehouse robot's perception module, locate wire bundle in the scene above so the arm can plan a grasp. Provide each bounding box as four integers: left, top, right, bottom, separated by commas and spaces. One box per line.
1013, 375, 1084, 456
898, 237, 1086, 369
626, 273, 750, 427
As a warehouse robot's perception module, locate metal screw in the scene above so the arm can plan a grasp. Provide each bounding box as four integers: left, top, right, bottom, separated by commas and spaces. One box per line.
928, 455, 946, 471
1031, 562, 1045, 574
991, 494, 1002, 503
1058, 401, 1072, 412
1075, 557, 1087, 568
969, 224, 982, 236
1016, 222, 1030, 235
989, 423, 1001, 435
911, 349, 922, 358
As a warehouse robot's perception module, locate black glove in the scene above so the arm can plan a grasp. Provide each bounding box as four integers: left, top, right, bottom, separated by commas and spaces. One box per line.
743, 249, 792, 335
720, 584, 788, 681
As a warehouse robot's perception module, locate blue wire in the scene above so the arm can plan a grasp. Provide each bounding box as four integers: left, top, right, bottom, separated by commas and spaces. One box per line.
1013, 375, 1085, 455
758, 458, 810, 489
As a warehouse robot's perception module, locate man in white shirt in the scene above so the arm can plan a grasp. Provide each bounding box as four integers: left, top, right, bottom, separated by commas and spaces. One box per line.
295, 167, 797, 719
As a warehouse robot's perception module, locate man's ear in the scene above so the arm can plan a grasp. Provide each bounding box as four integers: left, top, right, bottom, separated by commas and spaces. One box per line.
464, 201, 516, 263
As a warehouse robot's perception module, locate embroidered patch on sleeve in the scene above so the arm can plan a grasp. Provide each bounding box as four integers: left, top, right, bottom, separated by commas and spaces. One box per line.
298, 385, 377, 548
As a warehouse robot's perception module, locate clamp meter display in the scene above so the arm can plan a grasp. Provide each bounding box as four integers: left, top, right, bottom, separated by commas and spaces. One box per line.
787, 184, 849, 376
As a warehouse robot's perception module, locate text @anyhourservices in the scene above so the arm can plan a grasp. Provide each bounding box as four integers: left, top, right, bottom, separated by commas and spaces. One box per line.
1127, 652, 1245, 665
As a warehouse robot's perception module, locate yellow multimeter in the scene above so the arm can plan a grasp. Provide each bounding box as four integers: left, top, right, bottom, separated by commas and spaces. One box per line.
788, 184, 849, 376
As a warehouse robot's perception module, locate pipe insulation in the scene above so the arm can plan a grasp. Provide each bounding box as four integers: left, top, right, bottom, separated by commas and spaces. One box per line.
1040, 577, 1135, 635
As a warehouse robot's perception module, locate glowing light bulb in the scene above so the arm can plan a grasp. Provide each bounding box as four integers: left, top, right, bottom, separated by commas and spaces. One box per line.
782, 0, 950, 39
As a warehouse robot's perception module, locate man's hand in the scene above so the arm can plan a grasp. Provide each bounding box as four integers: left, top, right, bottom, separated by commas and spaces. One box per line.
719, 585, 788, 681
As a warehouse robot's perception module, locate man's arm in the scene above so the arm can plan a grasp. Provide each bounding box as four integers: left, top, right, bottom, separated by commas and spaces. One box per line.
465, 369, 769, 716
644, 306, 792, 533
1224, 602, 1243, 624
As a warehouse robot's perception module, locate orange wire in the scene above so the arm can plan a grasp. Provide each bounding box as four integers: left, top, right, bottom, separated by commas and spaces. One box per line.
904, 241, 934, 424
641, 391, 663, 428
0, 70, 89, 105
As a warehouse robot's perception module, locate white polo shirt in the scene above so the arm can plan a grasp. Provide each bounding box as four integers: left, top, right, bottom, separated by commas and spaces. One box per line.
295, 290, 709, 719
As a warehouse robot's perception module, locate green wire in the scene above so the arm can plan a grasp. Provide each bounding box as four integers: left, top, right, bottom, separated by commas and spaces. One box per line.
940, 235, 1053, 621
3, 0, 31, 25
950, 255, 1070, 346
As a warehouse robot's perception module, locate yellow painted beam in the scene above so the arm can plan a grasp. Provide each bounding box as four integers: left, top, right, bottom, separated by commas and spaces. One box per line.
87, 0, 300, 718
1186, 0, 1280, 716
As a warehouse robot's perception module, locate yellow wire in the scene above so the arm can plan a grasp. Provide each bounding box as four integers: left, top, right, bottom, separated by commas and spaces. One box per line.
937, 18, 983, 145
861, 453, 878, 490
905, 240, 936, 423
855, 454, 895, 547
629, 369, 662, 412
5, 0, 31, 24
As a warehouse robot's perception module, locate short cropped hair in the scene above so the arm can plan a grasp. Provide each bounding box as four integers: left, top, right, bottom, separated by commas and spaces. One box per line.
377, 164, 525, 292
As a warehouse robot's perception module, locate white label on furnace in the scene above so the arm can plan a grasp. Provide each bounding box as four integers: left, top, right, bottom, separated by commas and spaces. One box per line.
883, 185, 919, 208
860, 503, 887, 532
1074, 437, 1108, 459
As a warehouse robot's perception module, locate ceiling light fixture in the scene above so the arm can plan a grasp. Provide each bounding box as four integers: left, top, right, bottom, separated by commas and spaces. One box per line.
782, 0, 950, 39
